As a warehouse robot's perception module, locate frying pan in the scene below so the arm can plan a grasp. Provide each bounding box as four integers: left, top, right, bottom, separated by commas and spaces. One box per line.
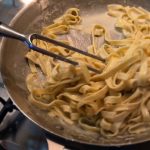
0, 0, 150, 149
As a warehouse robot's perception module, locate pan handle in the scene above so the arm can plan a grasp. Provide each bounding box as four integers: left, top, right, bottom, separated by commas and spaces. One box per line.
0, 21, 26, 42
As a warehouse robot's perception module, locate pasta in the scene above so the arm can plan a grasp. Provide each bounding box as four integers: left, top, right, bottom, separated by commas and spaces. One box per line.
26, 5, 150, 138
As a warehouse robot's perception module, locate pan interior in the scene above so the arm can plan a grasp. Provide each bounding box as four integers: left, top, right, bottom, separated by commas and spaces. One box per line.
1, 0, 150, 146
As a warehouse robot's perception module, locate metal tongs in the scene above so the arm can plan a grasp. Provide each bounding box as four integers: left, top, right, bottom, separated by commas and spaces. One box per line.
0, 22, 104, 73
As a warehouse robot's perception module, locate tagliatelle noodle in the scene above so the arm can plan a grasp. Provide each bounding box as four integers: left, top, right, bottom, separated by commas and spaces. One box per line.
26, 6, 150, 138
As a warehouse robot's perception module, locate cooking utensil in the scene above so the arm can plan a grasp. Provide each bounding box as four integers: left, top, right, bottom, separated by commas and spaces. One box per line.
0, 22, 104, 73
0, 0, 150, 149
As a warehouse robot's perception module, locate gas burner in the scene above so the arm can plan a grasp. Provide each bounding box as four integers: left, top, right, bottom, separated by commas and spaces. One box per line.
0, 78, 48, 150
0, 111, 48, 150
0, 98, 18, 126
0, 86, 64, 150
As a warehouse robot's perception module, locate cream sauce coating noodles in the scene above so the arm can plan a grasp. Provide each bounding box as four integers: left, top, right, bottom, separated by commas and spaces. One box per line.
26, 5, 150, 138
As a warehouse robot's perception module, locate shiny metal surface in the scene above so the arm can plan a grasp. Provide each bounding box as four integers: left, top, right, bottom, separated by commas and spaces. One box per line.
0, 0, 26, 98
0, 0, 33, 132
0, 0, 150, 147
0, 22, 102, 73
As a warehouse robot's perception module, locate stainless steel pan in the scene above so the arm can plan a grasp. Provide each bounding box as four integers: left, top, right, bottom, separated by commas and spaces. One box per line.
0, 0, 150, 148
